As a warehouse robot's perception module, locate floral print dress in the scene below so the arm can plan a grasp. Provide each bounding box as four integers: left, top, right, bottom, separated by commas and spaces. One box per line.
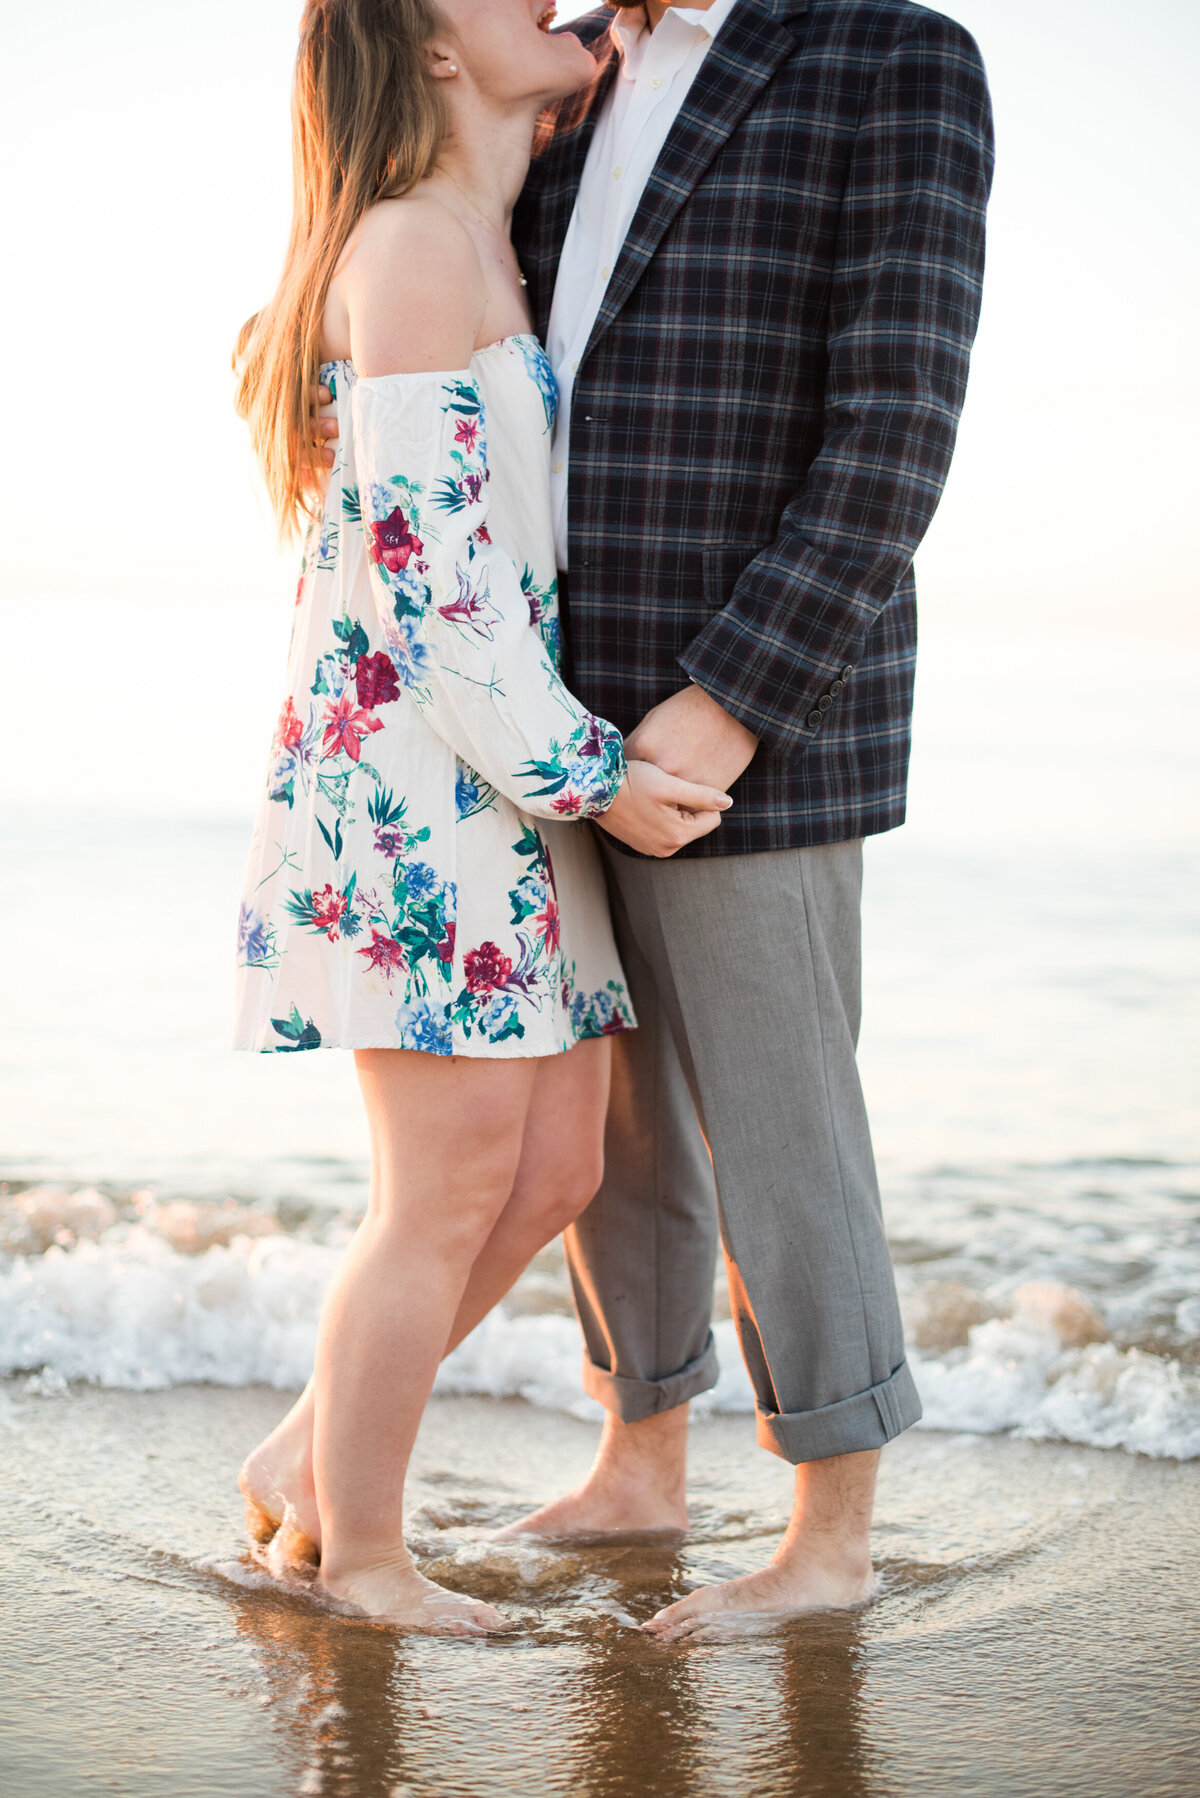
234, 335, 635, 1057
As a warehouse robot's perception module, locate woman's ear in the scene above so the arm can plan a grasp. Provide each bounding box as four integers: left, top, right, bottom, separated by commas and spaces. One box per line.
428, 45, 460, 80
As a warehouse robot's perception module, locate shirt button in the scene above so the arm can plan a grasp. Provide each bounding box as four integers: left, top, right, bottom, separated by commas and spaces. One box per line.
552, 460, 564, 474
613, 166, 623, 179
572, 361, 579, 373
601, 267, 611, 279
650, 76, 663, 89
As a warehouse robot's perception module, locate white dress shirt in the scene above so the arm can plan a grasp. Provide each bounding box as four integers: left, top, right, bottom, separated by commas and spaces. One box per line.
546, 0, 740, 570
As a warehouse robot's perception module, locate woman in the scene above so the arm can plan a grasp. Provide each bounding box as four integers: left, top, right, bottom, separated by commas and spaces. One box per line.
231, 0, 731, 1634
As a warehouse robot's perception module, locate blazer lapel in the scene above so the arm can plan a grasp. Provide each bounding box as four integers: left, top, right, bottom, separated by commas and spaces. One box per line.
580, 0, 805, 364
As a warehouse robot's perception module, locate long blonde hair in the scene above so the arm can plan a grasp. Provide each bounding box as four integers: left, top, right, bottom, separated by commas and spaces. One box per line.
235, 0, 448, 536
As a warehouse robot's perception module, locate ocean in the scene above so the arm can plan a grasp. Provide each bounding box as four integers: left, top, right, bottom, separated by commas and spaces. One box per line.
1, 606, 1197, 1460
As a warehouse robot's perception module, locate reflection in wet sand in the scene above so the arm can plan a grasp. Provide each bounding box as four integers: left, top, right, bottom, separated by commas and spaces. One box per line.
4, 1388, 1200, 1798
223, 1517, 884, 1798
230, 1592, 407, 1795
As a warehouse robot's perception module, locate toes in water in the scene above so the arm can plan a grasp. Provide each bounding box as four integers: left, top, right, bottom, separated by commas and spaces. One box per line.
242, 1496, 278, 1546
238, 1449, 322, 1558
265, 1509, 321, 1576
321, 1562, 515, 1637
640, 1564, 879, 1642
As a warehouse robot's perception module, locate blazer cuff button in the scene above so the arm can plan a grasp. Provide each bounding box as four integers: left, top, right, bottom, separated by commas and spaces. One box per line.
806, 709, 822, 727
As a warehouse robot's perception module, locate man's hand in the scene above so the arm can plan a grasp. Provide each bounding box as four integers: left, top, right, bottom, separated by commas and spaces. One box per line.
624, 683, 759, 792
311, 385, 339, 467
300, 384, 339, 505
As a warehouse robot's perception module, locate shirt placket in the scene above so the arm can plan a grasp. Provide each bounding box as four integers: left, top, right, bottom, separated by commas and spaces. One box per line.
551, 19, 705, 563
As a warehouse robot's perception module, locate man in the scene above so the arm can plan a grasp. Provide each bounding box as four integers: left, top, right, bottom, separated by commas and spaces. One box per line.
498, 0, 993, 1637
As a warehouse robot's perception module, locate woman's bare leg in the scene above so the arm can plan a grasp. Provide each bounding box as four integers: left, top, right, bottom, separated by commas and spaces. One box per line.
239, 1039, 611, 1562
240, 1124, 385, 1556
448, 1036, 610, 1332
312, 1047, 537, 1631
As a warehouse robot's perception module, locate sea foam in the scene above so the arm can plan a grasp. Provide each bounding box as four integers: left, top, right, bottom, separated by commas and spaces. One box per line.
2, 1208, 1199, 1460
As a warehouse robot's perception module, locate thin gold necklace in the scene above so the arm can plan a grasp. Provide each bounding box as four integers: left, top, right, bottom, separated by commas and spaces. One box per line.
439, 167, 528, 286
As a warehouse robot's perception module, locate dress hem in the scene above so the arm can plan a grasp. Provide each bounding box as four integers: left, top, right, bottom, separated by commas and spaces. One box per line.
232, 1020, 636, 1059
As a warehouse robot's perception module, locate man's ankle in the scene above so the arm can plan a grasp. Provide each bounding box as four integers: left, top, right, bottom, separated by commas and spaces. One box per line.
775, 1446, 880, 1572
775, 1526, 873, 1576
593, 1405, 690, 1491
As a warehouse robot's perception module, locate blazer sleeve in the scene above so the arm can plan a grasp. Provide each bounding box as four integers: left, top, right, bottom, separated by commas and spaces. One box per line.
349, 369, 626, 818
678, 13, 995, 754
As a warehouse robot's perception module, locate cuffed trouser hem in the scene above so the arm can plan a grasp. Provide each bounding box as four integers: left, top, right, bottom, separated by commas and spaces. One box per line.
580, 1331, 720, 1422
756, 1358, 923, 1463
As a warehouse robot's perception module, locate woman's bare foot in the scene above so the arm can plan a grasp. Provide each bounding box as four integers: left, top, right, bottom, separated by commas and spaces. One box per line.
495, 1407, 689, 1540
321, 1554, 513, 1635
642, 1550, 878, 1642
239, 1429, 322, 1565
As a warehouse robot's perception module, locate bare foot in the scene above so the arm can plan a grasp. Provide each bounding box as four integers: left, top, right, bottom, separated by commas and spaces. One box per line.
642, 1552, 877, 1643
494, 1408, 690, 1541
494, 1486, 687, 1542
239, 1434, 322, 1565
321, 1556, 513, 1636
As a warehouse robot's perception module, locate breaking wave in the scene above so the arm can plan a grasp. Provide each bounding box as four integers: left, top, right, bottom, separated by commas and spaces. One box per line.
2, 1184, 1198, 1460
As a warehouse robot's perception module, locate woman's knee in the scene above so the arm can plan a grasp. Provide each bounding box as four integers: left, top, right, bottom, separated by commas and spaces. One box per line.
531, 1146, 605, 1237
372, 1165, 517, 1260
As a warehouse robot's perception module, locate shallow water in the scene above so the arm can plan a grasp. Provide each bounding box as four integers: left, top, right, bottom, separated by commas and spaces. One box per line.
1, 1387, 1198, 1798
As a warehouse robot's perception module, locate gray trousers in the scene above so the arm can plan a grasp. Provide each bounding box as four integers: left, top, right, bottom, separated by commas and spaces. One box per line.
563, 836, 922, 1463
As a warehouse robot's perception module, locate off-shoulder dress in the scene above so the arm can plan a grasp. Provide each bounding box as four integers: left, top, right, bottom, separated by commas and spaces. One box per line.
233, 334, 635, 1058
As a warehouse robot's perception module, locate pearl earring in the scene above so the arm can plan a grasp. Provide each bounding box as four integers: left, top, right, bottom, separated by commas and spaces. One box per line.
447, 62, 458, 73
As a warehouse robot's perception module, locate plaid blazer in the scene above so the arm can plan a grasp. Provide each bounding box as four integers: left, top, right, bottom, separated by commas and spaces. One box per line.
513, 0, 993, 855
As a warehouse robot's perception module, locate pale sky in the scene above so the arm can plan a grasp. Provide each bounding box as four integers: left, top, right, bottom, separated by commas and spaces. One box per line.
2, 0, 1197, 636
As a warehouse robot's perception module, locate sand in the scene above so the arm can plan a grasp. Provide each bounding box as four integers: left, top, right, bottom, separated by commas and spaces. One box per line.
1, 1383, 1198, 1798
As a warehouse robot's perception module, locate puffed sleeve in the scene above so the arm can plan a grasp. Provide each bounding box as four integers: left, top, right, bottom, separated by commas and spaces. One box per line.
348, 369, 625, 819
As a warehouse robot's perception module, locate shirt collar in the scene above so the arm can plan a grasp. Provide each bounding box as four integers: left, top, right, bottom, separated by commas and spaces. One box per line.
671, 0, 740, 38
610, 0, 740, 74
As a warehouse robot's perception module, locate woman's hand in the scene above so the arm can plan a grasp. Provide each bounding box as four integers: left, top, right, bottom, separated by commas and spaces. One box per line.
595, 760, 732, 858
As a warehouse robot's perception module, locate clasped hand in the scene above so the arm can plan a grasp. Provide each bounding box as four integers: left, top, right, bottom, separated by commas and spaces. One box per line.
597, 685, 759, 858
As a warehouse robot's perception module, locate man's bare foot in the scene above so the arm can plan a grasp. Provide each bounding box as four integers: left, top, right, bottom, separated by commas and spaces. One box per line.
321, 1555, 513, 1635
645, 1446, 882, 1641
494, 1406, 690, 1540
239, 1430, 321, 1564
642, 1551, 877, 1642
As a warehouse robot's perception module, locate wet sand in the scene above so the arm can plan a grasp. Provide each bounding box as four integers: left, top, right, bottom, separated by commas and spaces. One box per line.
2, 1385, 1198, 1798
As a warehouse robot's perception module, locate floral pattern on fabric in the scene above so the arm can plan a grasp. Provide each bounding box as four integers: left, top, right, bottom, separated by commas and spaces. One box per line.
234, 336, 634, 1059
352, 373, 625, 821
